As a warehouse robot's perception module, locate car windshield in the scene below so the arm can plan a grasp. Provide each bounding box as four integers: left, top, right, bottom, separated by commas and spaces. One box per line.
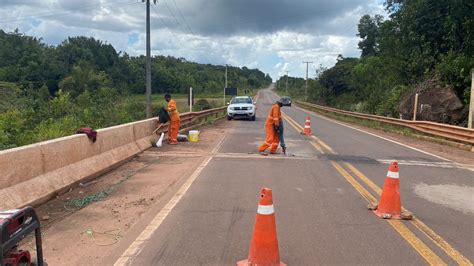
231, 97, 252, 104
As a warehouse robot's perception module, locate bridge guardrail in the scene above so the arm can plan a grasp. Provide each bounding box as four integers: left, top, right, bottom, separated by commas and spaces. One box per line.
296, 100, 474, 145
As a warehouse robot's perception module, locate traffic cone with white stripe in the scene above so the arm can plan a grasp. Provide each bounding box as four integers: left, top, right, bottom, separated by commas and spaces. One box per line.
303, 117, 312, 136
368, 161, 412, 220
238, 188, 286, 266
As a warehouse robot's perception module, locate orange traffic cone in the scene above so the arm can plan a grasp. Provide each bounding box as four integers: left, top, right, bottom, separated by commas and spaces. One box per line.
303, 117, 312, 136
368, 161, 412, 220
238, 188, 286, 266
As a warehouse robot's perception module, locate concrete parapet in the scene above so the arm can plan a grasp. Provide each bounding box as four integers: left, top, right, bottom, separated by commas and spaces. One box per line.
0, 118, 159, 209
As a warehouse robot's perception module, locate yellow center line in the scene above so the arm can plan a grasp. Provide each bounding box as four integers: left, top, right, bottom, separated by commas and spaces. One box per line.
292, 105, 472, 266
282, 113, 325, 154
282, 112, 333, 154
309, 140, 324, 154
311, 135, 335, 153
332, 162, 446, 265
281, 110, 449, 265
345, 163, 473, 266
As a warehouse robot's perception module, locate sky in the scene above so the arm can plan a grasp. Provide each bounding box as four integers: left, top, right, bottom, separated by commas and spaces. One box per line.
0, 0, 386, 80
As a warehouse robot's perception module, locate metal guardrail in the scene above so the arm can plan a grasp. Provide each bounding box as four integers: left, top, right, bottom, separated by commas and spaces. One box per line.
296, 101, 474, 145
154, 106, 227, 135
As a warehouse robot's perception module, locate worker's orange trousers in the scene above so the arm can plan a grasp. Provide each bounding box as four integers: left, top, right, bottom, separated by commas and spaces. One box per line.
168, 118, 180, 144
259, 123, 279, 153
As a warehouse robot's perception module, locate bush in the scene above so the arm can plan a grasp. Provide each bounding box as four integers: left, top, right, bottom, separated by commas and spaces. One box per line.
0, 108, 31, 148
32, 116, 78, 142
194, 99, 212, 111
436, 52, 473, 104
375, 85, 411, 117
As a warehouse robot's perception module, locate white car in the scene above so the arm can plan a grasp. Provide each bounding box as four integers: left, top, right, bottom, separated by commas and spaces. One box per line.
227, 96, 256, 121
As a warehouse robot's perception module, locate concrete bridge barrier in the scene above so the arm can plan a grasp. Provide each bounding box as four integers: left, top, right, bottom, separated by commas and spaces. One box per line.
0, 118, 158, 209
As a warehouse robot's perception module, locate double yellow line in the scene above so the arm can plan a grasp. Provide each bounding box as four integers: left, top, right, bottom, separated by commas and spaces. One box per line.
282, 112, 472, 265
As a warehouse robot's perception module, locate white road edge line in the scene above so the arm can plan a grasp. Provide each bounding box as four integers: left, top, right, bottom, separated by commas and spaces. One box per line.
294, 106, 455, 163
114, 133, 226, 266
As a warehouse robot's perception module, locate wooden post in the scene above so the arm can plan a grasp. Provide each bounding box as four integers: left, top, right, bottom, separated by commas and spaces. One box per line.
468, 69, 473, 129
189, 87, 193, 113
412, 93, 419, 121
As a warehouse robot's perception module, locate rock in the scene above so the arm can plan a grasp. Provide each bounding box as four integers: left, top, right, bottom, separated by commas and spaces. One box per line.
42, 215, 51, 221
399, 78, 465, 124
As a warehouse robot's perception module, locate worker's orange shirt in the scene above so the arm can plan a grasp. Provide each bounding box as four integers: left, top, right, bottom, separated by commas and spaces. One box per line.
266, 104, 281, 126
167, 99, 180, 121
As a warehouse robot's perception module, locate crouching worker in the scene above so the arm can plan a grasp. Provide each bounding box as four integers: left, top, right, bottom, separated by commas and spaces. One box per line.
259, 99, 282, 155
165, 93, 180, 145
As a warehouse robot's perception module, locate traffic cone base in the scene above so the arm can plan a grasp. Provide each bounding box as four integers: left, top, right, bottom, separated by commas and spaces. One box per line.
237, 188, 286, 266
237, 259, 287, 266
369, 205, 413, 220
373, 208, 402, 220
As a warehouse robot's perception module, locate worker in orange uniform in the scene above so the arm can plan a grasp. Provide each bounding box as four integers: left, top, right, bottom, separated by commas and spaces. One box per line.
259, 99, 283, 155
165, 93, 180, 145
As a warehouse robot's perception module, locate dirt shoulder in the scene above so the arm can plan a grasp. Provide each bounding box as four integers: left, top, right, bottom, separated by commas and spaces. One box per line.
21, 119, 231, 266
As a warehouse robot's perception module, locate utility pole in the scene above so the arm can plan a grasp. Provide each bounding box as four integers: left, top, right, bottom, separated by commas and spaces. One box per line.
303, 61, 313, 102
144, 0, 157, 118
469, 69, 474, 128
285, 71, 289, 94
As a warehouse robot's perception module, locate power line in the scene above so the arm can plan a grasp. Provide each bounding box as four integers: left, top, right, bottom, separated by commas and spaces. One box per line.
151, 4, 173, 30
171, 0, 195, 35
162, 0, 186, 33
159, 0, 214, 63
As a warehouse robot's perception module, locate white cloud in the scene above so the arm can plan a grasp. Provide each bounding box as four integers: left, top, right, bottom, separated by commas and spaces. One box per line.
0, 0, 387, 80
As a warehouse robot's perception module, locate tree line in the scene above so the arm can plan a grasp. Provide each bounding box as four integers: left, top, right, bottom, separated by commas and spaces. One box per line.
0, 30, 271, 150
278, 0, 473, 124
0, 30, 271, 96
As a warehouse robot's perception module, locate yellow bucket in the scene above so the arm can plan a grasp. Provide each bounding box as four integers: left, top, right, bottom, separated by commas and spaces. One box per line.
189, 130, 199, 142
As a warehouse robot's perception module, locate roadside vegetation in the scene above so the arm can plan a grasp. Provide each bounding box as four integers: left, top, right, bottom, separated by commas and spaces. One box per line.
277, 0, 473, 126
0, 32, 271, 150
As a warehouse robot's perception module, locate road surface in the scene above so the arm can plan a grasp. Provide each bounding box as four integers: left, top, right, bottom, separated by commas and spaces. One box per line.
107, 88, 473, 265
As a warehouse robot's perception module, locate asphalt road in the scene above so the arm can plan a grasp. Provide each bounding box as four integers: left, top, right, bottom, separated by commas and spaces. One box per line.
111, 88, 473, 265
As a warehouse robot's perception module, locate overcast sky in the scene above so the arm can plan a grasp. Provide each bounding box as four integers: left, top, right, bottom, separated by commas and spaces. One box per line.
0, 0, 385, 80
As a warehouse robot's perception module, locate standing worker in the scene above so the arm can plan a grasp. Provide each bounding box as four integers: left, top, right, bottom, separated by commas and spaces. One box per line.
165, 93, 180, 145
259, 99, 283, 155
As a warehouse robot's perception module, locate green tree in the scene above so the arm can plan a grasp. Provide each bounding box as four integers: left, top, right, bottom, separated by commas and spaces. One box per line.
319, 55, 359, 97
59, 62, 111, 96
357, 14, 383, 57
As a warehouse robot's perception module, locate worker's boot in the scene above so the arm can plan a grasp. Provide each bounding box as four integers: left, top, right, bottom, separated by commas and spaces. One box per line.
282, 146, 286, 155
